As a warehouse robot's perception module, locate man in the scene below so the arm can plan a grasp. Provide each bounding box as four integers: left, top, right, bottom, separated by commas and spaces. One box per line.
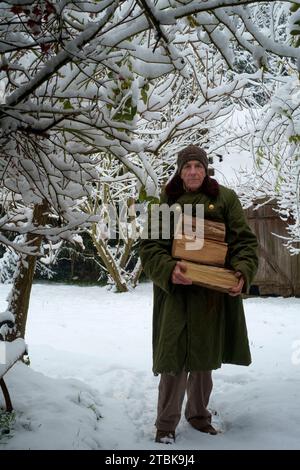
139, 145, 258, 444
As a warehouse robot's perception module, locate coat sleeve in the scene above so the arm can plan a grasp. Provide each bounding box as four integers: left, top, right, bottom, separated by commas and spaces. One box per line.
139, 238, 177, 294
225, 190, 259, 293
139, 201, 177, 294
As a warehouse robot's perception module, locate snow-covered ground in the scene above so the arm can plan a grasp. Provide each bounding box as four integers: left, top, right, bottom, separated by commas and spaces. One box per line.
1, 282, 300, 450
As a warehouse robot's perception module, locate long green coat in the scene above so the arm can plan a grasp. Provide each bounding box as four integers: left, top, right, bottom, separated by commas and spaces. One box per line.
139, 185, 258, 374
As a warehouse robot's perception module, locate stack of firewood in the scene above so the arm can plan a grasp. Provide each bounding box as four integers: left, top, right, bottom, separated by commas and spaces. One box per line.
172, 215, 238, 292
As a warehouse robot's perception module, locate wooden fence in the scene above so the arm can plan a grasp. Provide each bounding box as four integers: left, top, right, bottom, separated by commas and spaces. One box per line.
245, 201, 300, 297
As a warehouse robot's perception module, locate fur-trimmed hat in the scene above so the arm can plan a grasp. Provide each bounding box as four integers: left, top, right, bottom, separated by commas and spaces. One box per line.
177, 145, 208, 174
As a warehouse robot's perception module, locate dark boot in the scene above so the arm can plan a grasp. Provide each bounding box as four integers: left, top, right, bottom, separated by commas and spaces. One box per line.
189, 418, 218, 435
155, 430, 176, 444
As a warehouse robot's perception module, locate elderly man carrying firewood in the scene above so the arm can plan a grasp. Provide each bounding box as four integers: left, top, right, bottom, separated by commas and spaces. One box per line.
139, 145, 258, 444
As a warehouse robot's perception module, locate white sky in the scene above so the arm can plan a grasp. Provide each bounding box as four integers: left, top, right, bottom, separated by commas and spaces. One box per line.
1, 282, 300, 450
213, 149, 253, 188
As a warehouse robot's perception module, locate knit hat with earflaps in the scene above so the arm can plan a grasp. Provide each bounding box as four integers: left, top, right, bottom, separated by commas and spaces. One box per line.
177, 145, 208, 175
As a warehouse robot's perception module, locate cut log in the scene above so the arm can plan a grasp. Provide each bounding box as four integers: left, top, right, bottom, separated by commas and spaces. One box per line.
183, 261, 238, 292
172, 235, 228, 267
174, 214, 226, 242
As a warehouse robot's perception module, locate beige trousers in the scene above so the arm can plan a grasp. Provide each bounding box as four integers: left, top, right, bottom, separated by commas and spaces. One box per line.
156, 371, 213, 431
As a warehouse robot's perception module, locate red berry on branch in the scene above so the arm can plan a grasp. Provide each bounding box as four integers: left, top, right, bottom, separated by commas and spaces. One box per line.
27, 19, 38, 28
32, 6, 42, 17
40, 43, 52, 54
45, 1, 56, 15
11, 6, 24, 15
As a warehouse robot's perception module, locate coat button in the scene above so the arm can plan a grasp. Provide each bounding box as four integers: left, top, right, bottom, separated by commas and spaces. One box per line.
208, 204, 215, 210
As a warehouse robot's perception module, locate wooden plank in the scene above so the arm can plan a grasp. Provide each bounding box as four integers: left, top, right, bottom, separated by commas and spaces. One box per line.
172, 236, 228, 267
174, 214, 225, 242
183, 261, 238, 292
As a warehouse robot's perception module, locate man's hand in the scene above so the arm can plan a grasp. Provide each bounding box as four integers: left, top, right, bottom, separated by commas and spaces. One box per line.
228, 271, 245, 296
171, 261, 193, 285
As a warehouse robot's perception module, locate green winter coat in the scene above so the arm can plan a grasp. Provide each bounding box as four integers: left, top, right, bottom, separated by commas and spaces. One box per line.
139, 185, 258, 374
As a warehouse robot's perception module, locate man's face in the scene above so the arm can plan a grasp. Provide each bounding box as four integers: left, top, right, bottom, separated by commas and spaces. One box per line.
180, 159, 206, 192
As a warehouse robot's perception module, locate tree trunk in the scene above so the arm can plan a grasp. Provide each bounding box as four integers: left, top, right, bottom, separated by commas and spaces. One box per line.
91, 226, 128, 293
131, 259, 143, 288
7, 200, 49, 341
